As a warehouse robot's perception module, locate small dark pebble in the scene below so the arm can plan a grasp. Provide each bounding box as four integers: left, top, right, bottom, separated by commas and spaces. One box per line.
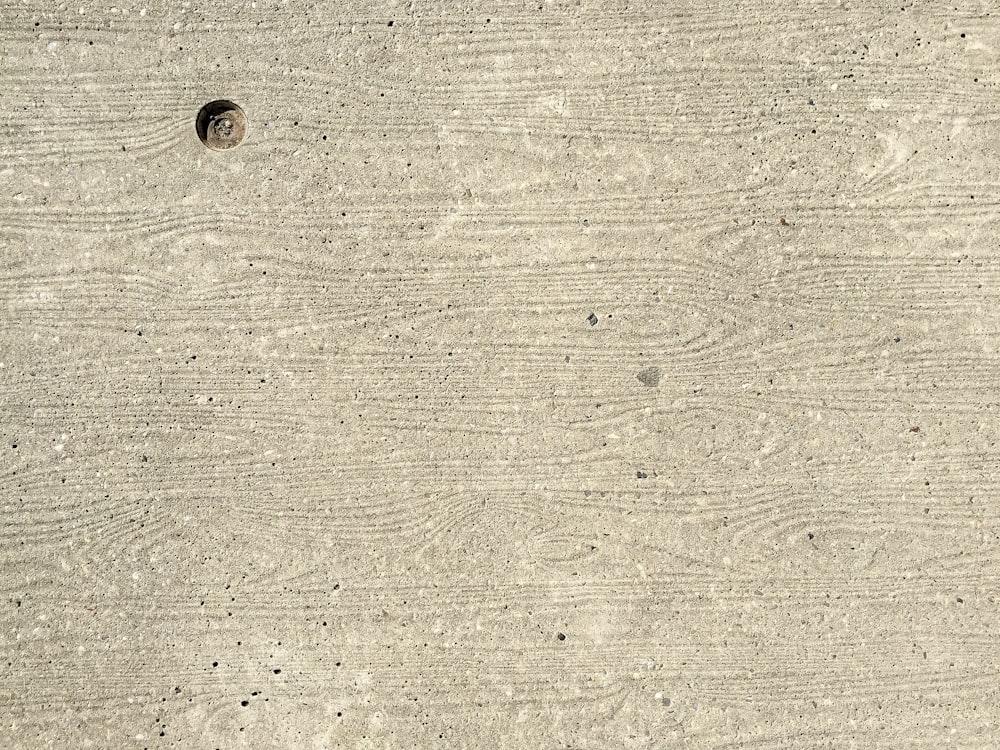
587, 313, 598, 326
557, 632, 566, 641
240, 700, 249, 707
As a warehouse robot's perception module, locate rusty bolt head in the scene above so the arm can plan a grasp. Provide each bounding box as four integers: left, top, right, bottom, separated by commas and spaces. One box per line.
196, 100, 248, 151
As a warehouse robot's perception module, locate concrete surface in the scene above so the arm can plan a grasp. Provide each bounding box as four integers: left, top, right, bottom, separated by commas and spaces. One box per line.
2, 1, 999, 747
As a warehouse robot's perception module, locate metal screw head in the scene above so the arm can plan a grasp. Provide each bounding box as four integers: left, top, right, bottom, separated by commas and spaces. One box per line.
196, 100, 248, 150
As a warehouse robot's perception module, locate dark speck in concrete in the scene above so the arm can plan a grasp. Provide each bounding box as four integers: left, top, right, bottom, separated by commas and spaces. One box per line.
587, 313, 598, 326
637, 367, 661, 387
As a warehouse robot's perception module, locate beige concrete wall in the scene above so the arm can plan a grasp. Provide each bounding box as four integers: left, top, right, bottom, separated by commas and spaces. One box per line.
1, 1, 998, 747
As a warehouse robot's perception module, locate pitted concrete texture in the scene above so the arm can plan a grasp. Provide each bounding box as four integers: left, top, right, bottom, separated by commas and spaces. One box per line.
2, 2, 999, 748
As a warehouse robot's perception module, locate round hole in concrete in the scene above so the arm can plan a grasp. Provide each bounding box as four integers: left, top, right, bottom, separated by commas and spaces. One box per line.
196, 100, 248, 151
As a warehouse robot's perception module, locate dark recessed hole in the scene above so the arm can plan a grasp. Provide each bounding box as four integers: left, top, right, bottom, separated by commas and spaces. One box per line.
196, 100, 249, 150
